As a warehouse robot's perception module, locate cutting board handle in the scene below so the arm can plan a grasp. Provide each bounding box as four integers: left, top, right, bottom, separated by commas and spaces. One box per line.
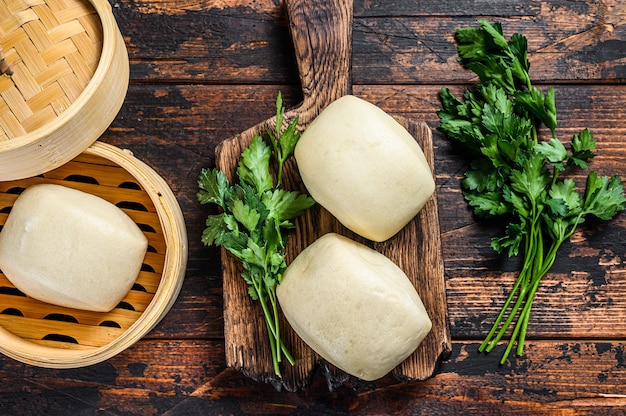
286, 0, 353, 124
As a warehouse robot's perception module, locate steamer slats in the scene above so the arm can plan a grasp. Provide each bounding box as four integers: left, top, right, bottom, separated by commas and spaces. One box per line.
0, 293, 143, 327
0, 315, 125, 347
0, 176, 158, 210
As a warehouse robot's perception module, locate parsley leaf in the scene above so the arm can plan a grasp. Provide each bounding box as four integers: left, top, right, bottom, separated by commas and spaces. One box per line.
197, 168, 229, 208
570, 128, 596, 168
237, 136, 273, 195
515, 86, 557, 133
465, 190, 509, 217
535, 137, 568, 172
584, 173, 626, 220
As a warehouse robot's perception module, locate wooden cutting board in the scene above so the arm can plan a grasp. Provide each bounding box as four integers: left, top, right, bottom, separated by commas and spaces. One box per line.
214, 0, 451, 391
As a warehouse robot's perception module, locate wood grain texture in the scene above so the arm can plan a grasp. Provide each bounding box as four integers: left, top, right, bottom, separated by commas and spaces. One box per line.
215, 0, 450, 390
2, 339, 626, 415
1, 0, 626, 413
115, 0, 626, 84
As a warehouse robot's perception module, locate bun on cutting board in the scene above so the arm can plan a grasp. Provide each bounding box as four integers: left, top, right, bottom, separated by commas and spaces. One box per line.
295, 95, 435, 242
276, 232, 432, 381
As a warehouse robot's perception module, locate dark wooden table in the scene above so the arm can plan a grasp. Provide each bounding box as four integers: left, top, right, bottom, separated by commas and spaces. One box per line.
2, 0, 626, 414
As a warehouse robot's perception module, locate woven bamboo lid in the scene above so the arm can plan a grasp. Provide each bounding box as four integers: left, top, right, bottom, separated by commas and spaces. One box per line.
0, 0, 129, 180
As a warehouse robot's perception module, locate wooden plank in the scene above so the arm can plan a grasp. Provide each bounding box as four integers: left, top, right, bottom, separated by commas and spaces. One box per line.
106, 82, 626, 185
1, 339, 626, 414
111, 0, 626, 83
107, 339, 626, 413
0, 340, 221, 415
141, 279, 226, 340
353, 0, 539, 17
352, 4, 626, 84
114, 0, 299, 84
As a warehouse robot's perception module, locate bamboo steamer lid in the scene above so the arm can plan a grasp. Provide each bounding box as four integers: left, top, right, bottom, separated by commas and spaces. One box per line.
0, 0, 129, 180
0, 0, 188, 367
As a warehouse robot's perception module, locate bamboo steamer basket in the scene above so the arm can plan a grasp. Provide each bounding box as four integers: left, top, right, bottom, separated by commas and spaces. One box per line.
0, 142, 188, 367
0, 0, 188, 367
0, 0, 129, 181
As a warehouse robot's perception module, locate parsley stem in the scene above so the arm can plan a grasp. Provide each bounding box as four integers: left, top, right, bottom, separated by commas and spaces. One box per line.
531, 125, 538, 147
478, 260, 530, 352
250, 271, 287, 376
531, 220, 544, 279
264, 312, 281, 377
512, 270, 542, 362
484, 281, 529, 352
481, 209, 542, 356
492, 227, 571, 363
500, 299, 525, 364
267, 285, 282, 364
511, 235, 563, 362
276, 162, 284, 188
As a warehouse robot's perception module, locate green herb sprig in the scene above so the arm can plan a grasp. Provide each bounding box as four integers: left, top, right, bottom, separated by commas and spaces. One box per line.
438, 20, 626, 364
198, 93, 315, 377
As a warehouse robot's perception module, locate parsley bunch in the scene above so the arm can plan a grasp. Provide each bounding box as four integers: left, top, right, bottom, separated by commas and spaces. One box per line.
438, 20, 626, 364
198, 93, 315, 377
